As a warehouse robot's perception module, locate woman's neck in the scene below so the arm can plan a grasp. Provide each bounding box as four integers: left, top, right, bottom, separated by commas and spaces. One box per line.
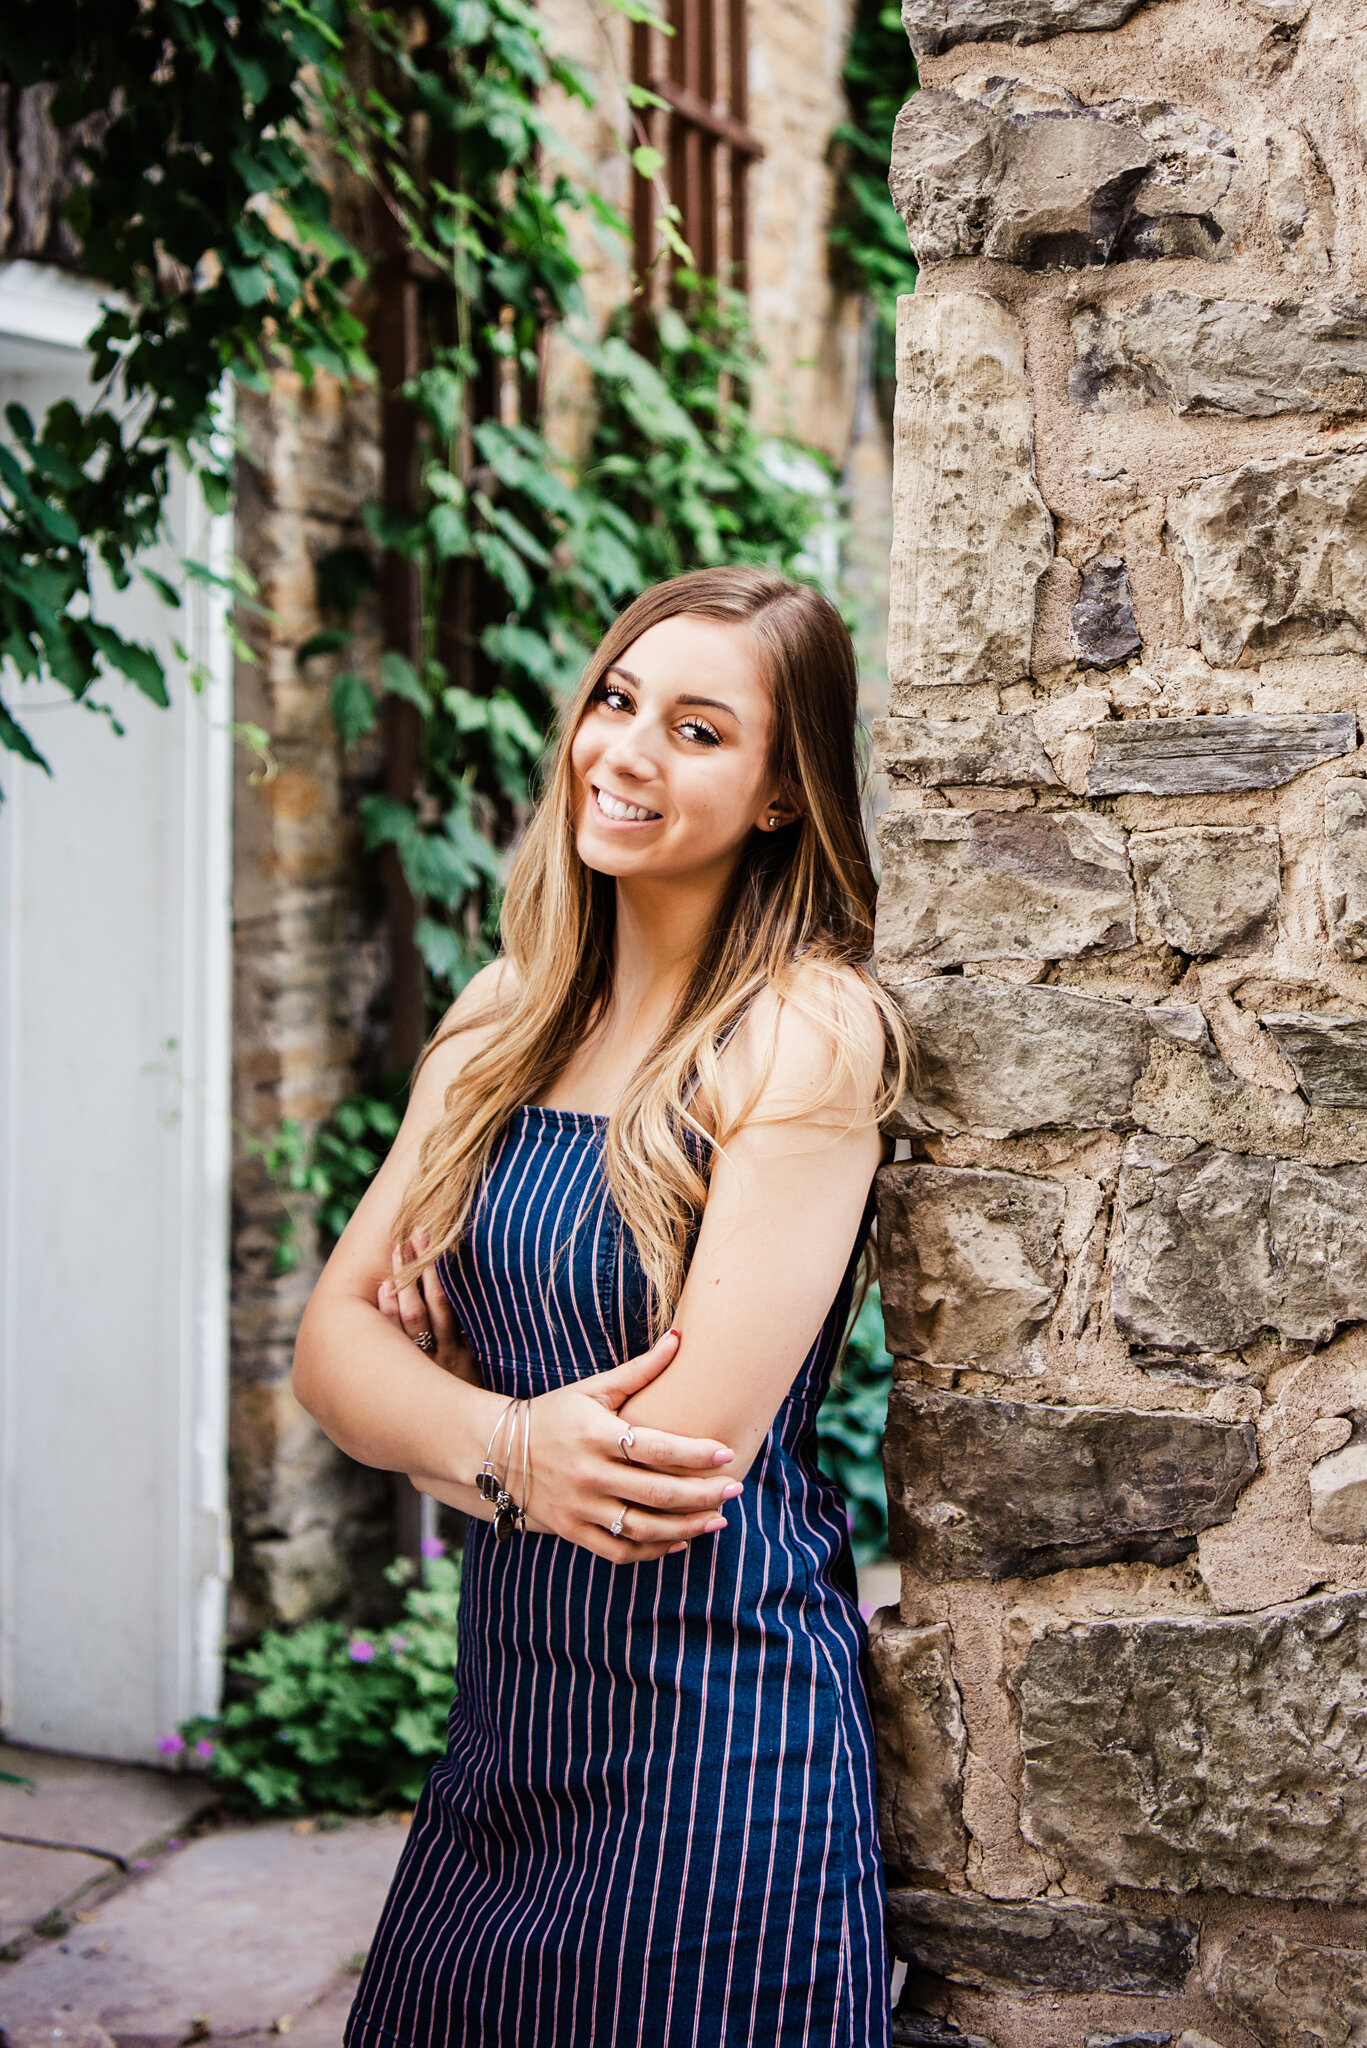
610, 865, 730, 1030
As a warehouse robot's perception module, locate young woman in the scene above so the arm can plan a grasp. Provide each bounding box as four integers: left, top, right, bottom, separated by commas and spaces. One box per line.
294, 565, 908, 2048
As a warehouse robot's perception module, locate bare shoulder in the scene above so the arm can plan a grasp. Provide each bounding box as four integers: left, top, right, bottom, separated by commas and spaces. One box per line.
724, 959, 886, 1128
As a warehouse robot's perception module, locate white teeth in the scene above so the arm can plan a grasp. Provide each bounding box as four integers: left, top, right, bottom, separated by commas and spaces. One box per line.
595, 787, 660, 823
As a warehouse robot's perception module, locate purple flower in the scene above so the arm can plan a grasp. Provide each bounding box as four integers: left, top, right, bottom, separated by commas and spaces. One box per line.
157, 1732, 186, 1757
389, 1634, 408, 1653
421, 1536, 446, 1559
194, 1739, 215, 1761
348, 1638, 375, 1664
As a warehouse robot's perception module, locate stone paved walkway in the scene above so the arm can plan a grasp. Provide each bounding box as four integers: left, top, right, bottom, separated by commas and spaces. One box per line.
0, 1746, 406, 2046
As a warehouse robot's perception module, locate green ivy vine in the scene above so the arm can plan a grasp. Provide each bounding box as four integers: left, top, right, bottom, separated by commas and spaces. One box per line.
828, 0, 919, 384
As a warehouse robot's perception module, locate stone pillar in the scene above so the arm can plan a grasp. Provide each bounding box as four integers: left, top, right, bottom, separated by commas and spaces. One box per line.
230, 372, 392, 1636
872, 4, 1367, 2043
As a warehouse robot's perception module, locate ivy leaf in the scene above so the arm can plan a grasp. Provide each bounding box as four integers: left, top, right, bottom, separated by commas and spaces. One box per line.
140, 567, 183, 609
296, 627, 353, 666
330, 670, 376, 747
380, 650, 432, 714
630, 144, 665, 181
84, 623, 170, 707
0, 700, 51, 774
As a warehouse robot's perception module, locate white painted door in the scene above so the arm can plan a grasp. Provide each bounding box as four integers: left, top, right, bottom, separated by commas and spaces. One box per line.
0, 262, 232, 1761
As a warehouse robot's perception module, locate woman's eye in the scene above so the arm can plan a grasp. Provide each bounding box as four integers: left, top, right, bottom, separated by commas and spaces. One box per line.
594, 683, 632, 713
678, 718, 721, 747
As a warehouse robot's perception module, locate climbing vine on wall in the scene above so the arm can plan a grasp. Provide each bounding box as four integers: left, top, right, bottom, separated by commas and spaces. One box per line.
0, 1, 369, 781
828, 0, 919, 385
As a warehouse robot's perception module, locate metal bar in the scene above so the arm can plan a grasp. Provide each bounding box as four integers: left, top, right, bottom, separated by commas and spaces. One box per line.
728, 0, 750, 288
650, 76, 763, 159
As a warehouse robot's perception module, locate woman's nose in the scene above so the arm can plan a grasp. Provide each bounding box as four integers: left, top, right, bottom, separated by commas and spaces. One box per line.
601, 725, 660, 783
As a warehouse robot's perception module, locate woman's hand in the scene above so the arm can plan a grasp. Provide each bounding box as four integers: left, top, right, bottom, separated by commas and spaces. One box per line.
380, 1232, 480, 1385
525, 1332, 743, 1564
389, 1272, 743, 1563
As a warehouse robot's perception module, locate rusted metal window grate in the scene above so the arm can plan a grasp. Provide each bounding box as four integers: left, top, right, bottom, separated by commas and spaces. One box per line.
630, 0, 764, 298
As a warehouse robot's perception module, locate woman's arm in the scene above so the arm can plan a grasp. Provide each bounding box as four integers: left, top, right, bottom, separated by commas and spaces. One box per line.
292, 964, 742, 1561
618, 972, 885, 1478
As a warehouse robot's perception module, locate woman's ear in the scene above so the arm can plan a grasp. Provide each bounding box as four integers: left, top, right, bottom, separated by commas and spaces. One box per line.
758, 786, 804, 831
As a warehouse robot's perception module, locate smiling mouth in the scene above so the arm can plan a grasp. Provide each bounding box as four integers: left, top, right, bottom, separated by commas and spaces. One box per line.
593, 785, 662, 823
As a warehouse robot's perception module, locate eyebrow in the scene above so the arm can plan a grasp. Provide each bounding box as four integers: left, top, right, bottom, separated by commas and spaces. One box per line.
606, 665, 743, 727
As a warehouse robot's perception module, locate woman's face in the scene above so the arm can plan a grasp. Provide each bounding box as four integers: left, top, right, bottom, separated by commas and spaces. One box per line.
569, 615, 795, 885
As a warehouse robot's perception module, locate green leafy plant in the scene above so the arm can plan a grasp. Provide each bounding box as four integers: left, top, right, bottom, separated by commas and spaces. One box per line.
0, 0, 369, 781
253, 1085, 405, 1276
818, 1284, 893, 1564
828, 0, 919, 378
173, 1550, 461, 1814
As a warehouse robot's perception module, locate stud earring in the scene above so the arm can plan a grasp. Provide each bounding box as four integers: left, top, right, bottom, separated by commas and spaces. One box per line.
767, 813, 780, 829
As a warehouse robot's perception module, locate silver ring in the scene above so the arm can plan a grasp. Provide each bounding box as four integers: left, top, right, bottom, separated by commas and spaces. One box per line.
413, 1329, 436, 1354
609, 1505, 628, 1539
618, 1425, 636, 1462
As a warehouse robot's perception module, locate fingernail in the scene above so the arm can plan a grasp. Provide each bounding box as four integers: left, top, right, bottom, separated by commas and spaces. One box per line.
712, 1449, 734, 1466
667, 1327, 680, 1340
722, 1483, 743, 1500
669, 1542, 687, 1554
704, 1516, 727, 1533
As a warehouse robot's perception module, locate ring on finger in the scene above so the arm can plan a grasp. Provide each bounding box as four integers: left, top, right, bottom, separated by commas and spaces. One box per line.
617, 1424, 636, 1462
609, 1504, 629, 1540
413, 1329, 436, 1355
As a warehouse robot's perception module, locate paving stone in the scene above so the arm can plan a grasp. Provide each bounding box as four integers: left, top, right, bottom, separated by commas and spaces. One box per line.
867, 1613, 968, 1881
1206, 1929, 1367, 2048
1071, 552, 1142, 667
888, 974, 1183, 1136
1113, 1138, 1367, 1352
1071, 292, 1367, 417
884, 1385, 1257, 1580
877, 1164, 1065, 1371
0, 1817, 407, 2036
888, 292, 1054, 699
876, 809, 1134, 967
901, 0, 1163, 56
1263, 1013, 1367, 1106
873, 715, 1056, 788
890, 80, 1249, 271
1088, 714, 1357, 795
1015, 1588, 1367, 1899
885, 1888, 1196, 1994
0, 2025, 116, 2048
1130, 825, 1281, 957
1324, 779, 1367, 958
0, 1747, 212, 1942
1168, 451, 1367, 668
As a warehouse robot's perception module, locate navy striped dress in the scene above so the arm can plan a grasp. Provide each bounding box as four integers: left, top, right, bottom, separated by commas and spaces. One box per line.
347, 1104, 889, 2048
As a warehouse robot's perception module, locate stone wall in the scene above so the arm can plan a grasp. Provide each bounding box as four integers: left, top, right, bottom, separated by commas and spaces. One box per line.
872, 2, 1367, 2043
228, 374, 393, 1637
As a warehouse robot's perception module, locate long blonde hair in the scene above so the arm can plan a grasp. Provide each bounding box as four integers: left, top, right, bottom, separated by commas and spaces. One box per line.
394, 566, 910, 1334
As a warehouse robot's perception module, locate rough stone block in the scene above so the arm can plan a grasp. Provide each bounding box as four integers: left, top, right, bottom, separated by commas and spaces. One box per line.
1207, 1930, 1367, 2047
884, 1385, 1257, 1579
1168, 451, 1367, 667
866, 1612, 968, 1880
1310, 1430, 1367, 1542
1071, 551, 1142, 667
1266, 124, 1336, 276
885, 1889, 1196, 1995
877, 1165, 1065, 1370
1088, 714, 1356, 795
1016, 1588, 1367, 1899
1263, 1013, 1367, 1106
1324, 779, 1367, 958
1071, 292, 1367, 417
1130, 825, 1281, 956
890, 79, 1248, 271
1114, 1139, 1367, 1352
1085, 2037, 1173, 2048
873, 714, 1056, 788
891, 2013, 996, 2048
888, 975, 1181, 1136
900, 0, 1163, 56
888, 292, 1054, 698
876, 809, 1134, 966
